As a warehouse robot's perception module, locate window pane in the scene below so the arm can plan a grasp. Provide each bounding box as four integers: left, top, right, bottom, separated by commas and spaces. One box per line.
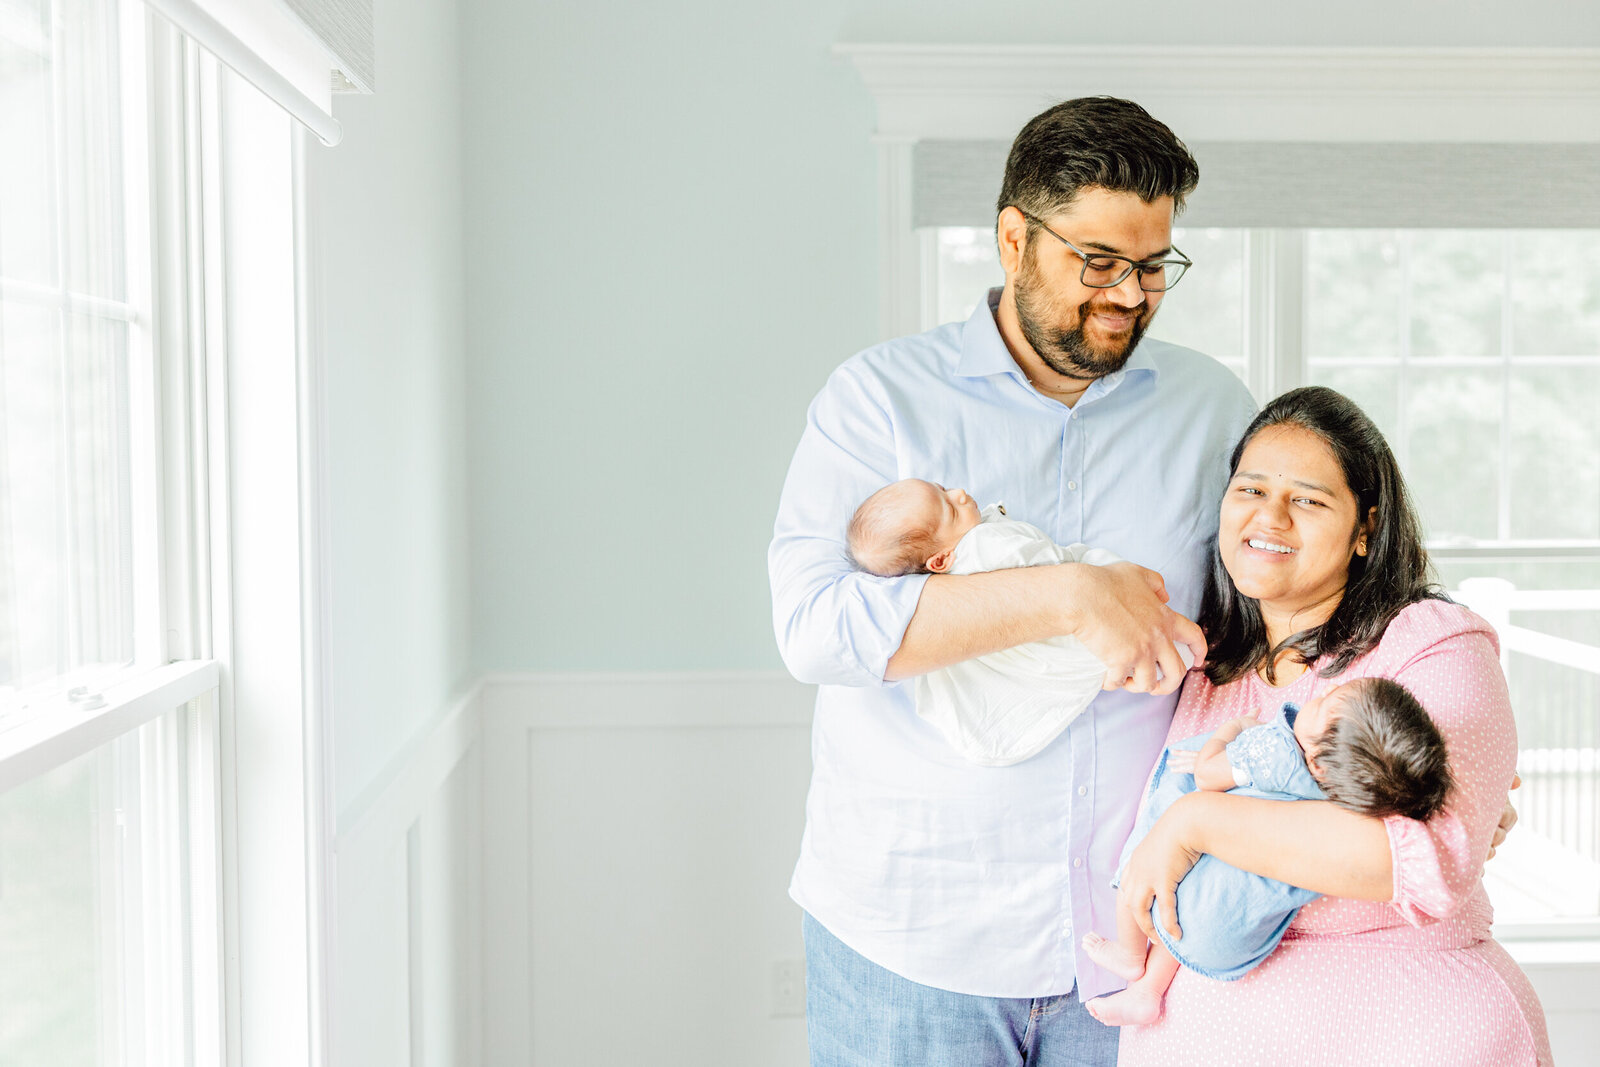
0, 0, 57, 288
1511, 231, 1600, 356
1148, 226, 1244, 363
1305, 230, 1402, 361
1509, 366, 1600, 542
1305, 362, 1399, 446
54, 0, 128, 302
1307, 230, 1600, 550
0, 307, 134, 700
1404, 367, 1502, 543
1408, 231, 1503, 359
0, 748, 117, 1065
0, 0, 135, 707
932, 227, 1002, 327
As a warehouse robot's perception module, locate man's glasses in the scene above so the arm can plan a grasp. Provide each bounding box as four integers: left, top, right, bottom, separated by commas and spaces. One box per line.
1018, 210, 1192, 292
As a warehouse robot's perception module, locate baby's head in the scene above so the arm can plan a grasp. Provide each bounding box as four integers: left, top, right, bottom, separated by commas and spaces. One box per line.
847, 479, 983, 577
1294, 677, 1454, 821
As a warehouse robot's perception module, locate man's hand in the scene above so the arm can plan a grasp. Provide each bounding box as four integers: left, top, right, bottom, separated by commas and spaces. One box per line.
1064, 561, 1205, 697
1487, 773, 1521, 861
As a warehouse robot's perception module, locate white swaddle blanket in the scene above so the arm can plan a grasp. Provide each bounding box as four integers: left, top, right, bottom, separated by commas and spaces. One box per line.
913, 505, 1187, 766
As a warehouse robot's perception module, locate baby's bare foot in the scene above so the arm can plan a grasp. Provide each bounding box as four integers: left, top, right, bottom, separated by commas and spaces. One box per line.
1081, 932, 1146, 981
1085, 986, 1164, 1028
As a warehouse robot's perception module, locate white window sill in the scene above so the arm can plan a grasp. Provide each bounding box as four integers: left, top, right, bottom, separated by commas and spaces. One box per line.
1498, 932, 1600, 966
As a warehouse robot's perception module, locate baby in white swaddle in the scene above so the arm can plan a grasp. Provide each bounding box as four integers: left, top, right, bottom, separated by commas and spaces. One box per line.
847, 478, 1177, 766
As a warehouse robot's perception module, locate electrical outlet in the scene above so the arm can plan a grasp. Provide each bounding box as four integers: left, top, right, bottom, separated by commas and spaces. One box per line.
770, 958, 806, 1017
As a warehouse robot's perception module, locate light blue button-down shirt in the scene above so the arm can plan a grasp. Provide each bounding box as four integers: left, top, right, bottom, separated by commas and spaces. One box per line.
770, 289, 1257, 999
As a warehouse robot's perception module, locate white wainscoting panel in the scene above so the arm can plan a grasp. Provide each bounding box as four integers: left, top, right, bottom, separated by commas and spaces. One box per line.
334, 688, 483, 1067
480, 673, 815, 1067
465, 672, 1596, 1065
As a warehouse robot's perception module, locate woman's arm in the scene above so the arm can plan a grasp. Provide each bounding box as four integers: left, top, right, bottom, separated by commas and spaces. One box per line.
1119, 791, 1391, 941
1122, 614, 1517, 941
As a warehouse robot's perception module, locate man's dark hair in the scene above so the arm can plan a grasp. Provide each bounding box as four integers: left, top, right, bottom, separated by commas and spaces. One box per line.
1313, 677, 1454, 822
995, 96, 1200, 224
1201, 386, 1448, 686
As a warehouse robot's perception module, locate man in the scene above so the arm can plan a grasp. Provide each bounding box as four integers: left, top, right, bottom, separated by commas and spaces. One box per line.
768, 97, 1258, 1065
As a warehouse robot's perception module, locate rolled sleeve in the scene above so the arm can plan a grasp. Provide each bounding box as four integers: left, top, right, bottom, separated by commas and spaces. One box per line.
1379, 626, 1518, 925
769, 364, 928, 687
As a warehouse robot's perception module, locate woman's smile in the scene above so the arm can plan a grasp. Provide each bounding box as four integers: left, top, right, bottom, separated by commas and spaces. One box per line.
1219, 424, 1369, 640
1243, 537, 1296, 556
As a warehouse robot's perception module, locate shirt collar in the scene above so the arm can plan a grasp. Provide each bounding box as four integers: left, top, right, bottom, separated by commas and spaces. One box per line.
955, 288, 1028, 380
956, 286, 1161, 391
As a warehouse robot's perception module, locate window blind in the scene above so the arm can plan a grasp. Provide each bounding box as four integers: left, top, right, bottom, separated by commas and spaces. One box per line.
143, 0, 373, 146
914, 140, 1600, 229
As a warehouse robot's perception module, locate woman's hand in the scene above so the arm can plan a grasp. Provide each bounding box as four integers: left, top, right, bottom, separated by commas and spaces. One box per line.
1120, 794, 1205, 942
1487, 773, 1520, 861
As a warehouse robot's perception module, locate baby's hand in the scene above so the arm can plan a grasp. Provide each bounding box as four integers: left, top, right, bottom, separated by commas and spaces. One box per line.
1166, 749, 1198, 775
1215, 714, 1260, 742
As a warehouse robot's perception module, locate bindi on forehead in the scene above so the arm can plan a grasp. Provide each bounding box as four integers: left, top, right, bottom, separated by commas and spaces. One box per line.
1234, 470, 1340, 496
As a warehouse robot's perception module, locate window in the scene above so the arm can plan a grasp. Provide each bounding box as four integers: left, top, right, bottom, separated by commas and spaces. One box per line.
0, 3, 227, 1062
0, 0, 336, 1062
927, 224, 1600, 929
1, 0, 146, 712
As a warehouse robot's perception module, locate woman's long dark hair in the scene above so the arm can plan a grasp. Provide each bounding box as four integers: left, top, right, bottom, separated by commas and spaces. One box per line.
1201, 386, 1446, 685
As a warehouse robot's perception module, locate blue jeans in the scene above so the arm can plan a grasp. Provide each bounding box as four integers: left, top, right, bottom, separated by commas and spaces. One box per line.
803, 913, 1119, 1067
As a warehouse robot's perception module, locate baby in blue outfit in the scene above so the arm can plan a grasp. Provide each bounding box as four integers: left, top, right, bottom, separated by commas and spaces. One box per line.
1082, 676, 1454, 1027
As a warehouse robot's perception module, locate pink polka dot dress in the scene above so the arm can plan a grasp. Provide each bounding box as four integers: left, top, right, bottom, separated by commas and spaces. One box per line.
1116, 599, 1552, 1067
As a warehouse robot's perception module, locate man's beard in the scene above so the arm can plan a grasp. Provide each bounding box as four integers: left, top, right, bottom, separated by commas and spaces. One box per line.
1013, 249, 1152, 380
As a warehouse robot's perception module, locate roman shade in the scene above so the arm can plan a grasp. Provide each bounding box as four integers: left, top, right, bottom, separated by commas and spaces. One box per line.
914, 140, 1600, 229
143, 0, 373, 146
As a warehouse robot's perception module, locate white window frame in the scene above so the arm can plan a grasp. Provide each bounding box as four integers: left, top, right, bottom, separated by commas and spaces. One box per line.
0, 6, 333, 1065
844, 43, 1600, 952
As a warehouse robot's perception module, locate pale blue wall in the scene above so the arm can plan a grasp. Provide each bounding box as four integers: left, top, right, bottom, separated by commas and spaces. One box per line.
312, 0, 472, 814
460, 0, 1600, 674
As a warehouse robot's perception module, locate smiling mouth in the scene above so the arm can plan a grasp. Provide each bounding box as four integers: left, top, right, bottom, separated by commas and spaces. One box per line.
1247, 538, 1296, 555
1090, 311, 1136, 331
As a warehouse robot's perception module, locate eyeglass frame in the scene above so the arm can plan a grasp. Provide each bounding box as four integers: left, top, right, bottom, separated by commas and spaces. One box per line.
1015, 209, 1192, 292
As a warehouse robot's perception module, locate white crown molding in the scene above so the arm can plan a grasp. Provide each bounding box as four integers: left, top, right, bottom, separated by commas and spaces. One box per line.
834, 44, 1600, 142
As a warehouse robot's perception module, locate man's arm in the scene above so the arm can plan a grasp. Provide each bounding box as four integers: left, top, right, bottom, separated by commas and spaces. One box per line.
885, 560, 1205, 695
771, 360, 1203, 692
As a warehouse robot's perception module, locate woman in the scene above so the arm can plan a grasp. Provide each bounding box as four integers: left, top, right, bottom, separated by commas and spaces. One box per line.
1115, 387, 1550, 1066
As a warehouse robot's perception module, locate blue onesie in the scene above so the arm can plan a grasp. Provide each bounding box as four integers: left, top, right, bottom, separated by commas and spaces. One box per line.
1114, 703, 1324, 981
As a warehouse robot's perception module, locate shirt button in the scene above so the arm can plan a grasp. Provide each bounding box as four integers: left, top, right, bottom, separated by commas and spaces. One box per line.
1073, 857, 1084, 869
1077, 785, 1088, 796
1062, 921, 1073, 937
1067, 480, 1078, 491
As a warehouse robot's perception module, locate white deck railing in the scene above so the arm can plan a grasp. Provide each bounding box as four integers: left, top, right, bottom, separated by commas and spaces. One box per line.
1454, 580, 1600, 904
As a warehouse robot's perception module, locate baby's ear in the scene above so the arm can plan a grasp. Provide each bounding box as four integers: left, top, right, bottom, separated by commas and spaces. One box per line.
926, 550, 954, 573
